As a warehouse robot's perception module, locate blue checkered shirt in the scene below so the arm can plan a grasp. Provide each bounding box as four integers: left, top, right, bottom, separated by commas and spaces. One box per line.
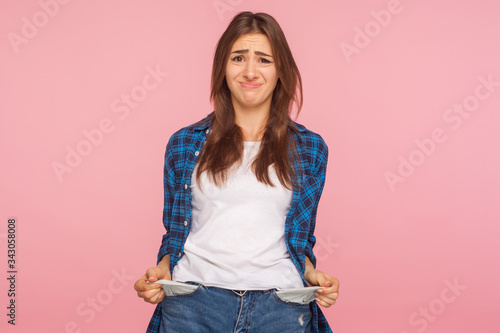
146, 112, 332, 333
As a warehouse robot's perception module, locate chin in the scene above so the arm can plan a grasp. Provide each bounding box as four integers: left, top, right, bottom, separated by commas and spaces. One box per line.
240, 95, 258, 104
243, 98, 260, 105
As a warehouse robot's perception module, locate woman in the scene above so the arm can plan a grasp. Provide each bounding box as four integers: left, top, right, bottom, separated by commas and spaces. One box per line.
134, 11, 339, 333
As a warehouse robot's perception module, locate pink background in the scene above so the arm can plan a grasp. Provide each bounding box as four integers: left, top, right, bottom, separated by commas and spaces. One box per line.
1, 0, 499, 332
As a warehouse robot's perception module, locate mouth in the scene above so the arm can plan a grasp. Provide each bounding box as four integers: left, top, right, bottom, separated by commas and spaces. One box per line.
239, 81, 262, 89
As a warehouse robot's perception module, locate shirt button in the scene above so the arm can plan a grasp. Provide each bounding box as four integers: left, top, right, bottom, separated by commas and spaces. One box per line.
184, 184, 188, 189
195, 151, 199, 156
206, 129, 210, 134
178, 252, 182, 257
184, 221, 188, 226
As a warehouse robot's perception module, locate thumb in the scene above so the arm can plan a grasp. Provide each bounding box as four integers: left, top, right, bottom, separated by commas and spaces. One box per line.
146, 266, 165, 283
318, 274, 332, 288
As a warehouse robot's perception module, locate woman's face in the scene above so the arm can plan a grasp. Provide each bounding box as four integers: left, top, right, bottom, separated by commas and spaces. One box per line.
225, 33, 278, 112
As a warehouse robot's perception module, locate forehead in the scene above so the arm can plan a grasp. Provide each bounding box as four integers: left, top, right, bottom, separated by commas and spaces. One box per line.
230, 33, 272, 53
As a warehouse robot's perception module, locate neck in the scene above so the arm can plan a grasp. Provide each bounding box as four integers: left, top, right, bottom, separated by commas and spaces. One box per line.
232, 101, 270, 141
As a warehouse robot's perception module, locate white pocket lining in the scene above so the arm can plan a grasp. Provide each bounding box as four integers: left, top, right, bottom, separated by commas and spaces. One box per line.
275, 286, 324, 304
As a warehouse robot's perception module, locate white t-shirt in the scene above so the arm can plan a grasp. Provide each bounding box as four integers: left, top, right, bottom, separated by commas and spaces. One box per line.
172, 141, 304, 290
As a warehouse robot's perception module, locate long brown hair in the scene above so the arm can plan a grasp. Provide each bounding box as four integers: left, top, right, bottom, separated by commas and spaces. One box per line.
196, 11, 303, 189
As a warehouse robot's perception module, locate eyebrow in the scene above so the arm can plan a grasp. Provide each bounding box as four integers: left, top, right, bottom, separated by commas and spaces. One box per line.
231, 49, 273, 57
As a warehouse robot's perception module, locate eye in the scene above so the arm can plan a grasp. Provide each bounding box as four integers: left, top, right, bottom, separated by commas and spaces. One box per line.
260, 58, 272, 64
231, 56, 244, 62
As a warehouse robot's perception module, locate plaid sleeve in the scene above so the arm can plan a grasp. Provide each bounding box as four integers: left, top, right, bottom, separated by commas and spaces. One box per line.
147, 137, 179, 333
156, 136, 177, 265
304, 134, 331, 333
303, 134, 329, 269
294, 130, 332, 333
147, 119, 210, 333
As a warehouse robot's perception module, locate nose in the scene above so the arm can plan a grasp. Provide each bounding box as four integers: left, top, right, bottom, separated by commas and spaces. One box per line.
243, 61, 258, 80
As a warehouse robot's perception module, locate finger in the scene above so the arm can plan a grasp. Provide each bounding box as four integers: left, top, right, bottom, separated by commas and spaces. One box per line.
328, 276, 340, 289
315, 288, 339, 299
316, 297, 336, 308
151, 288, 166, 303
315, 286, 339, 303
140, 288, 166, 304
321, 291, 339, 301
136, 286, 160, 299
134, 274, 148, 292
138, 284, 166, 299
146, 267, 162, 283
135, 274, 163, 294
317, 285, 338, 294
134, 276, 162, 293
316, 293, 338, 307
321, 278, 339, 292
324, 276, 339, 286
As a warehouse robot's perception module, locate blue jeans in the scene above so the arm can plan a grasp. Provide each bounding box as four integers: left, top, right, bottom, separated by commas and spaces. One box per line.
159, 282, 312, 333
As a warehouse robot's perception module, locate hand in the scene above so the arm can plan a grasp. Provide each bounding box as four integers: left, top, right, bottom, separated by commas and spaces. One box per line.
304, 268, 340, 308
134, 265, 171, 304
